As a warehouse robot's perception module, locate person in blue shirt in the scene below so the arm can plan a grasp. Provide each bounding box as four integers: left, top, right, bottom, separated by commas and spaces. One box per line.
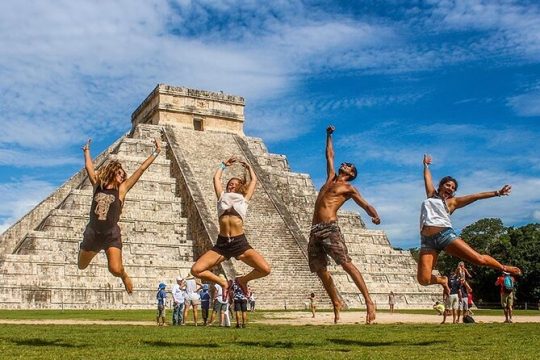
156, 282, 167, 326
199, 284, 211, 325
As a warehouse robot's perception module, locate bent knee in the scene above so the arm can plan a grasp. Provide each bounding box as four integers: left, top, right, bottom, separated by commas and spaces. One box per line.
417, 274, 431, 286
108, 265, 124, 277
260, 264, 271, 277
190, 265, 202, 278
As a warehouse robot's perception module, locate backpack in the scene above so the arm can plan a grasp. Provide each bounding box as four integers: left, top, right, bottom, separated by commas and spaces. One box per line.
503, 274, 514, 293
463, 314, 475, 324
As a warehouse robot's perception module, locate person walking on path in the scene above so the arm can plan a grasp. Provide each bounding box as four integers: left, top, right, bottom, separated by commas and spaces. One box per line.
156, 282, 167, 326
496, 272, 516, 323
190, 157, 271, 301
308, 125, 381, 324
388, 291, 396, 314
416, 154, 521, 295
308, 293, 317, 318
171, 276, 185, 326
78, 137, 161, 294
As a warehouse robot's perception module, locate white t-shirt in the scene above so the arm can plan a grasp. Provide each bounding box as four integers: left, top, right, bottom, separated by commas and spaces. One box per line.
214, 284, 227, 304
217, 192, 248, 220
172, 284, 185, 304
420, 197, 452, 230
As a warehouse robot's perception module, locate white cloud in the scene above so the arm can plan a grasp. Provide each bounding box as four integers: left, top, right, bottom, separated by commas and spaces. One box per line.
0, 178, 56, 234
507, 90, 540, 117
427, 0, 540, 60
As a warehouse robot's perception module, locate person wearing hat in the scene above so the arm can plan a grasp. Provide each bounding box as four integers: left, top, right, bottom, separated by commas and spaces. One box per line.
156, 282, 167, 326
172, 276, 185, 326
199, 284, 211, 325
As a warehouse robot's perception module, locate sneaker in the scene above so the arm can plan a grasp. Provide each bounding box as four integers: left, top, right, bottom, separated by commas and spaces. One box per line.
236, 324, 241, 328
241, 323, 246, 328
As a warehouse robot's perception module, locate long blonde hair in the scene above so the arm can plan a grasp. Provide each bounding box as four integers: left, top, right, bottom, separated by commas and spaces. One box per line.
96, 160, 125, 189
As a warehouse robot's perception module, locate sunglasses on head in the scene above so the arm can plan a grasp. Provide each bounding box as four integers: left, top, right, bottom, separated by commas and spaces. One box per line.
341, 162, 354, 167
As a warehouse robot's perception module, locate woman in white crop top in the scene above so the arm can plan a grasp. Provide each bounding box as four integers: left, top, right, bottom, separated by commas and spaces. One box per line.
190, 157, 270, 301
417, 154, 521, 294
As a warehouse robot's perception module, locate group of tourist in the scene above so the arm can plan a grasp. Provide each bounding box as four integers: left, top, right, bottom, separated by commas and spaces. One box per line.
78, 124, 522, 324
155, 274, 256, 327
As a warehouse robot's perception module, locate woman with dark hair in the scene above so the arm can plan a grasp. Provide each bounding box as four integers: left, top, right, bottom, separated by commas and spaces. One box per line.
417, 154, 521, 294
190, 157, 270, 299
78, 137, 161, 294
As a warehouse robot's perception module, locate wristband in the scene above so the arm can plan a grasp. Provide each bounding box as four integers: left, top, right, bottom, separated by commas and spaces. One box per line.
495, 190, 501, 197
219, 162, 226, 170
152, 150, 159, 157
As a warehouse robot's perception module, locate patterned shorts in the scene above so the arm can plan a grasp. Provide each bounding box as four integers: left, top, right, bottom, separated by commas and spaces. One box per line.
308, 221, 351, 272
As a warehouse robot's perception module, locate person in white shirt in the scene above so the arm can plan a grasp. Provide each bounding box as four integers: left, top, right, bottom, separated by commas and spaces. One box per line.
190, 157, 271, 301
171, 276, 185, 326
183, 276, 201, 326
209, 276, 228, 326
417, 154, 521, 294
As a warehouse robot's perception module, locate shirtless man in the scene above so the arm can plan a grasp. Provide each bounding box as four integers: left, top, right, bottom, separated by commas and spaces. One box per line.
308, 125, 381, 324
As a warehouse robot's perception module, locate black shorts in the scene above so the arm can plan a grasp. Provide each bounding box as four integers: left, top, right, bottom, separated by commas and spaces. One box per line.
212, 234, 252, 260
80, 225, 122, 252
234, 300, 248, 312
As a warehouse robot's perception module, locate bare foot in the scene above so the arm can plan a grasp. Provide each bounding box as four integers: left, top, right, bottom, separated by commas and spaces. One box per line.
223, 279, 233, 302
440, 276, 450, 295
333, 301, 343, 324
122, 274, 133, 294
503, 266, 522, 276
365, 302, 376, 325
235, 277, 248, 295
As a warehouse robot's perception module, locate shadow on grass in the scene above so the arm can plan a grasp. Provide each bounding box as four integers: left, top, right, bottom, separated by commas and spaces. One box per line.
237, 341, 318, 349
328, 339, 445, 347
143, 341, 219, 348
10, 338, 85, 348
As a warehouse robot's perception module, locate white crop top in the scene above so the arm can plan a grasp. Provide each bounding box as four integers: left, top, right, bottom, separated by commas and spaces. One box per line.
419, 196, 452, 230
217, 192, 248, 221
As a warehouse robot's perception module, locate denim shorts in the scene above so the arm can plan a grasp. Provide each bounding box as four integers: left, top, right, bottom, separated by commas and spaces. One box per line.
420, 227, 459, 252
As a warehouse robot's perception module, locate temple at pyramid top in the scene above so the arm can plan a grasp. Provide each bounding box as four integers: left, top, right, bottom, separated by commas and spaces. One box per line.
131, 84, 245, 135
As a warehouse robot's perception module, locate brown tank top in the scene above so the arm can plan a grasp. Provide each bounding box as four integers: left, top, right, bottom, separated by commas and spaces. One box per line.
89, 187, 122, 233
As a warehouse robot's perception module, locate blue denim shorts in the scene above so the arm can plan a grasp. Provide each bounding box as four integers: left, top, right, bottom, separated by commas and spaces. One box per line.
420, 227, 459, 252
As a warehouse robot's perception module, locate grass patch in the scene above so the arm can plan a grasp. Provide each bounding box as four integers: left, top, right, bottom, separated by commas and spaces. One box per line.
0, 322, 538, 359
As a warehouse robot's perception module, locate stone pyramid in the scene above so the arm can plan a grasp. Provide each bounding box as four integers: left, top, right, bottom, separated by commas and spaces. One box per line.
0, 84, 439, 309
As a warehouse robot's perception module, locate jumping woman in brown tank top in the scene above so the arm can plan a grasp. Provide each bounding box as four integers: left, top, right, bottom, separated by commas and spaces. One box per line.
78, 137, 161, 294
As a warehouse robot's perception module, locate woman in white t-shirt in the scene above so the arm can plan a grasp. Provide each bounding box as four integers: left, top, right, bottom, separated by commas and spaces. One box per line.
190, 157, 271, 301
417, 154, 521, 294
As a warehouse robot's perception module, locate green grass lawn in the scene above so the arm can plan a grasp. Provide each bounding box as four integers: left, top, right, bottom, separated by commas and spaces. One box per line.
0, 310, 538, 359
0, 322, 538, 360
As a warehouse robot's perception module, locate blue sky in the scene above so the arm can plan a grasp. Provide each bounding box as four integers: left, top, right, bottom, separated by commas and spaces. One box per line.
1, 0, 539, 249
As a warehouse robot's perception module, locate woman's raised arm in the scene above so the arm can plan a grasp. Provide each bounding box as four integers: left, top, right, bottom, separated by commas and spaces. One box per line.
423, 154, 436, 198
82, 139, 97, 186
240, 160, 257, 201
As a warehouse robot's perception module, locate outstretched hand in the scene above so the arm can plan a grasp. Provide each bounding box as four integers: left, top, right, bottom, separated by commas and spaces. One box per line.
371, 216, 381, 225
326, 125, 335, 135
498, 184, 512, 196
239, 160, 251, 170
81, 138, 92, 151
423, 154, 432, 166
223, 156, 237, 167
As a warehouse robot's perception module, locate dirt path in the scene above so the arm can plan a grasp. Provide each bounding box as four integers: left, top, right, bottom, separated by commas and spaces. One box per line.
258, 311, 540, 325
0, 312, 537, 326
